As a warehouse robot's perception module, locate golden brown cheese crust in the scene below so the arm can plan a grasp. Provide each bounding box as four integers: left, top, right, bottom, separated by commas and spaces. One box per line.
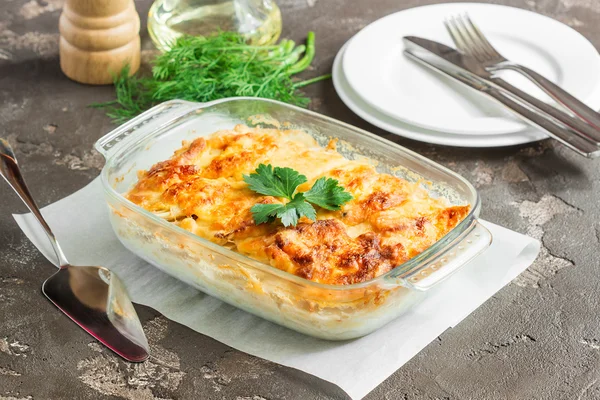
126, 125, 470, 285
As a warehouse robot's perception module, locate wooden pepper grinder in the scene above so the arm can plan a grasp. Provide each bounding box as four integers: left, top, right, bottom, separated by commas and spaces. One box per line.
59, 0, 141, 85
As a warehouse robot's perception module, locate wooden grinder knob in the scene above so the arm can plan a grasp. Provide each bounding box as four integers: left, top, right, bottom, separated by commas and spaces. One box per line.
59, 0, 141, 85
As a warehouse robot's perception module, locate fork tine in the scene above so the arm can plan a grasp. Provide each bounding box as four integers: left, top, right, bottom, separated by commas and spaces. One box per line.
458, 14, 490, 59
444, 18, 468, 53
446, 16, 474, 56
452, 15, 485, 61
463, 13, 501, 58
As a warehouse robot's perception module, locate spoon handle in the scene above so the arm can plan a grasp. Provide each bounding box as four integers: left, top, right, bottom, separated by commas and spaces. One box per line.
0, 139, 70, 268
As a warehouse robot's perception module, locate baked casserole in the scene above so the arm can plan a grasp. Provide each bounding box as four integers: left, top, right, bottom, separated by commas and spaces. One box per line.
126, 124, 470, 285
97, 99, 491, 340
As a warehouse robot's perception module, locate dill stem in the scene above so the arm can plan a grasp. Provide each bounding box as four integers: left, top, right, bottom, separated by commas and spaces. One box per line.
293, 74, 332, 88
205, 45, 281, 51
288, 31, 315, 75
94, 31, 329, 122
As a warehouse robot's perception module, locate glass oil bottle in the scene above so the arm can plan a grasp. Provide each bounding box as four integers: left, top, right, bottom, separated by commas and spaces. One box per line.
148, 0, 282, 51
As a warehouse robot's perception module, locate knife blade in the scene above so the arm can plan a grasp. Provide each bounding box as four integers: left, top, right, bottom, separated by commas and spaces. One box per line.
402, 36, 600, 157
403, 36, 600, 147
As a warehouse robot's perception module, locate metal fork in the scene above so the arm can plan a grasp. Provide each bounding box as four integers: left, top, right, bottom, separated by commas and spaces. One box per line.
445, 13, 600, 131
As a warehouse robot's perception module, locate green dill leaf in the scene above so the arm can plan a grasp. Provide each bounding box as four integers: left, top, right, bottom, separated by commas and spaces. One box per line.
243, 164, 289, 199
94, 31, 329, 123
274, 166, 307, 198
250, 203, 283, 225
304, 177, 353, 211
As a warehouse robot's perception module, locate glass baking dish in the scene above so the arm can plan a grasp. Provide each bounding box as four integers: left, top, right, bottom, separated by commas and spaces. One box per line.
94, 98, 492, 340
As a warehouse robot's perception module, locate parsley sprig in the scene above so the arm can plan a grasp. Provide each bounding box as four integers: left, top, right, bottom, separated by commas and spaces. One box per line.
243, 164, 353, 227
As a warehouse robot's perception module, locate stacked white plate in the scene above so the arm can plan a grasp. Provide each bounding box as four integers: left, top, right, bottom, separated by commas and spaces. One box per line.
333, 2, 600, 147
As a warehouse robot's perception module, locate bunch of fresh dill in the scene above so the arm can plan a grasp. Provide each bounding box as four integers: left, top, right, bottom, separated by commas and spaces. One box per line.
96, 31, 329, 123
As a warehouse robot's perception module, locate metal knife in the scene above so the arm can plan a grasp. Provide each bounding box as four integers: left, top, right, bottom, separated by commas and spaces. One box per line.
404, 36, 600, 145
404, 36, 600, 157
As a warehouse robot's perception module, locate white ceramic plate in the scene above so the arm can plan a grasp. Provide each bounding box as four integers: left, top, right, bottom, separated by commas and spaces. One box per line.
342, 2, 600, 136
334, 41, 550, 147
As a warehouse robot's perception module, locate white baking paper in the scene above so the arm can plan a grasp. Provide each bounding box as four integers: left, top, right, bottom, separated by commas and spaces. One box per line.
14, 178, 540, 400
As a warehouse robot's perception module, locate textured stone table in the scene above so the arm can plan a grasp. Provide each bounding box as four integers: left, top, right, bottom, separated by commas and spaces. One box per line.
1, 0, 600, 398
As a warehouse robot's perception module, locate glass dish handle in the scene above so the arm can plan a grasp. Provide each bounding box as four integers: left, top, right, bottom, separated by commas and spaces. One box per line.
393, 221, 492, 291
94, 100, 201, 159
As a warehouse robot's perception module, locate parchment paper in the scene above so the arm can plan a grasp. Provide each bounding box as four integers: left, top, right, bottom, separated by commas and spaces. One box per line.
14, 178, 540, 399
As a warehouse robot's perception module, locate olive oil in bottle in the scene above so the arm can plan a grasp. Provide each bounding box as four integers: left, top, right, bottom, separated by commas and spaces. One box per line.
148, 0, 282, 51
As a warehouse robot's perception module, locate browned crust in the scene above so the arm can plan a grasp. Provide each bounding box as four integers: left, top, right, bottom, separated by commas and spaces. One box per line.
126, 125, 471, 285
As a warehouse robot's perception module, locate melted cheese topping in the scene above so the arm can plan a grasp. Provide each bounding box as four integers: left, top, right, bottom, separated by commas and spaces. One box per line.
126, 125, 470, 285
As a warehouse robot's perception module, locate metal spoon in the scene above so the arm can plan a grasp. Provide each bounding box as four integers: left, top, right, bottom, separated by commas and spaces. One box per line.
0, 138, 149, 362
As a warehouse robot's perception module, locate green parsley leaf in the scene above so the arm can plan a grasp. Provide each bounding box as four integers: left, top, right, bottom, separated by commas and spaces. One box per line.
274, 167, 308, 198
276, 206, 299, 227
242, 164, 307, 199
250, 203, 285, 225
243, 164, 288, 198
275, 193, 317, 227
291, 194, 317, 221
245, 164, 352, 227
304, 177, 354, 210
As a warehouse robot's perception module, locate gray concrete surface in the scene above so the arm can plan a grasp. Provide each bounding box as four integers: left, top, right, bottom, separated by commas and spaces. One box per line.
1, 0, 600, 398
